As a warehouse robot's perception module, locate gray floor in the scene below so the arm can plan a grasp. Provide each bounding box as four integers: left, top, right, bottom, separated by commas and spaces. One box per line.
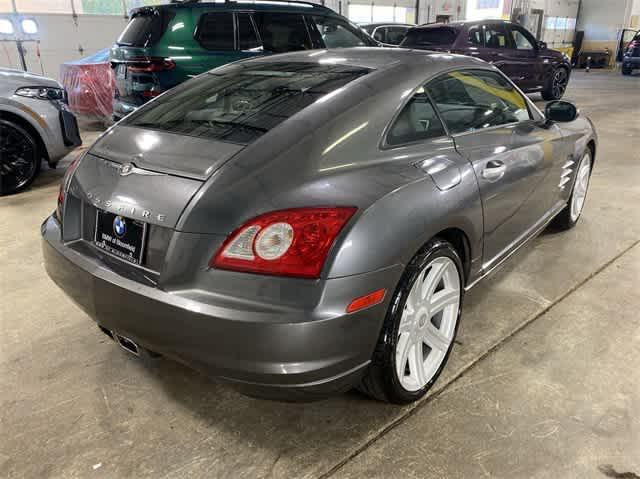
1, 70, 639, 479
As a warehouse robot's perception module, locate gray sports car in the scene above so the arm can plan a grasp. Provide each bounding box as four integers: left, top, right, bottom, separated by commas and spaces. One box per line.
42, 48, 596, 403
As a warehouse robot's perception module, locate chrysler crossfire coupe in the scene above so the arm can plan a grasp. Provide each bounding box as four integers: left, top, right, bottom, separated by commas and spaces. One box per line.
42, 48, 596, 403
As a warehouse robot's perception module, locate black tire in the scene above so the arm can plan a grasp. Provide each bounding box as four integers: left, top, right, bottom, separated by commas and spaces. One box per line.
358, 238, 464, 404
551, 150, 593, 231
622, 65, 633, 76
0, 119, 41, 196
542, 67, 569, 101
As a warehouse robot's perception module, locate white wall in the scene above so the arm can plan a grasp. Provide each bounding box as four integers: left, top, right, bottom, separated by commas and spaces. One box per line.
0, 13, 128, 79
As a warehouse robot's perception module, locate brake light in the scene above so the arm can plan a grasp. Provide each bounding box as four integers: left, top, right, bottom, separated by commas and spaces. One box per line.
126, 57, 176, 73
210, 207, 357, 278
56, 156, 82, 221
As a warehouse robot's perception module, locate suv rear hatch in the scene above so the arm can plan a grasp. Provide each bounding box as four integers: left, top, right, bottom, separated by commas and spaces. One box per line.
110, 7, 176, 116
401, 26, 460, 51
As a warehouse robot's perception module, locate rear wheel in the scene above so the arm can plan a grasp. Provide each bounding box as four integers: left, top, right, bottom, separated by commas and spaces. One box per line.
0, 119, 41, 195
358, 238, 463, 404
542, 67, 569, 101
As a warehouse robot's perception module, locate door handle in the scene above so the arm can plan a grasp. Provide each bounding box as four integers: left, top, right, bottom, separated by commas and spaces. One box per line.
482, 160, 506, 181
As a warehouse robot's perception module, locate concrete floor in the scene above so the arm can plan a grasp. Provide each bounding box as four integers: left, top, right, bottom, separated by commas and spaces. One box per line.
1, 71, 638, 479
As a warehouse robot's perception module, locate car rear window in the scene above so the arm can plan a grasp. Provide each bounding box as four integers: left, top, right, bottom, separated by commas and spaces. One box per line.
125, 62, 370, 145
401, 26, 459, 47
117, 8, 173, 47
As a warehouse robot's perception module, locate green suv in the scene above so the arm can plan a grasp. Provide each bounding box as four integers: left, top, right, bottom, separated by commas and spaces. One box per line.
110, 0, 376, 119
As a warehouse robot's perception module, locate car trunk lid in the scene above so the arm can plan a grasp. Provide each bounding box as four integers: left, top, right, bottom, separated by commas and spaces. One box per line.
89, 126, 244, 181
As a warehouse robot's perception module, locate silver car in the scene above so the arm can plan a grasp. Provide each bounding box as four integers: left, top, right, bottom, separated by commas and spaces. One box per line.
1, 68, 81, 195
42, 49, 596, 403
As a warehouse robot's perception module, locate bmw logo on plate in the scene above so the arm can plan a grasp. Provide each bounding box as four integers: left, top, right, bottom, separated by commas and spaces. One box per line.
113, 216, 126, 237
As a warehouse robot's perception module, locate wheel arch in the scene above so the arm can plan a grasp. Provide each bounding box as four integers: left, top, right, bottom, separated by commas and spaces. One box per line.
432, 227, 472, 285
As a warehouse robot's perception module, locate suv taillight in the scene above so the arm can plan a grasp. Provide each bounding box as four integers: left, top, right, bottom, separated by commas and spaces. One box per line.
210, 207, 357, 279
126, 57, 176, 73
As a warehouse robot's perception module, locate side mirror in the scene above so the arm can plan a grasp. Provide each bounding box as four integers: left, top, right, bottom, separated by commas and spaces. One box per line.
545, 100, 578, 123
537, 40, 547, 50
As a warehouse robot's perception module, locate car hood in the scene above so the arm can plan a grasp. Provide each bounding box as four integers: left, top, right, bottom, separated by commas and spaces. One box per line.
0, 68, 62, 89
89, 126, 244, 181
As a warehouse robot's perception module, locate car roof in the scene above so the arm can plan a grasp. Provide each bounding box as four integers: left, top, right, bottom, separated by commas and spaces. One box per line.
414, 19, 518, 29
360, 22, 414, 28
135, 0, 336, 15
235, 46, 488, 71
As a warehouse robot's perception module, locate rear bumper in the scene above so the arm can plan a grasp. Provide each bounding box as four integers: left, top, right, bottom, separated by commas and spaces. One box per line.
622, 56, 640, 67
42, 215, 400, 400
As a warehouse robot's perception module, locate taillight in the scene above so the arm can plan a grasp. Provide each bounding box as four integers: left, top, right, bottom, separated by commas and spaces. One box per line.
210, 207, 357, 278
56, 156, 82, 221
126, 57, 176, 73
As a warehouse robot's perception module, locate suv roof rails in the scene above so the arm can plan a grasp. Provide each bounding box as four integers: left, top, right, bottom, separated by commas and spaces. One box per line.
169, 0, 326, 7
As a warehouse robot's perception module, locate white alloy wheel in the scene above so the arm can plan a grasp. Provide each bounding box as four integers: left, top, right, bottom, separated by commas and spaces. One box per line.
570, 154, 591, 222
395, 256, 461, 392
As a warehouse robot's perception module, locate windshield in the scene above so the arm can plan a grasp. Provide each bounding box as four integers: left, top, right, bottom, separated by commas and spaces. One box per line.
401, 27, 459, 47
125, 62, 370, 145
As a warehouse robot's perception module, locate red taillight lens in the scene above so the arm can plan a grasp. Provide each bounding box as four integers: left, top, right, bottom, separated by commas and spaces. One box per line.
210, 207, 357, 278
126, 57, 176, 73
56, 156, 82, 220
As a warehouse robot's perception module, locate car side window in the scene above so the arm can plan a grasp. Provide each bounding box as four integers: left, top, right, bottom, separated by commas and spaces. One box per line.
373, 27, 386, 43
509, 26, 535, 50
253, 13, 311, 53
309, 15, 368, 48
427, 69, 531, 134
468, 25, 483, 46
238, 13, 261, 51
483, 24, 509, 49
196, 12, 235, 51
386, 26, 408, 45
387, 87, 446, 146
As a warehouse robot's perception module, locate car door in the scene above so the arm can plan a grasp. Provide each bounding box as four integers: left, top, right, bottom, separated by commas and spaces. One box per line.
426, 68, 566, 266
505, 24, 544, 90
252, 12, 313, 53
480, 23, 522, 85
192, 11, 246, 72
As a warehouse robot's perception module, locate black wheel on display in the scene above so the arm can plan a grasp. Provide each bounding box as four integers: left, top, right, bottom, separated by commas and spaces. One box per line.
0, 119, 41, 196
542, 67, 569, 101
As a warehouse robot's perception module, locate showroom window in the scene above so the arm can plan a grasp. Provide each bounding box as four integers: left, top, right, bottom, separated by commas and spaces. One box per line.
308, 15, 367, 49
387, 88, 446, 146
196, 12, 235, 51
252, 12, 311, 53
347, 4, 415, 25
427, 70, 531, 134
238, 13, 260, 51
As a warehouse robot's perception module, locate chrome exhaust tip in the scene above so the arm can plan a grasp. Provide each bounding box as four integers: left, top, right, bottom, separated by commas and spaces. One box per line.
114, 333, 140, 357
